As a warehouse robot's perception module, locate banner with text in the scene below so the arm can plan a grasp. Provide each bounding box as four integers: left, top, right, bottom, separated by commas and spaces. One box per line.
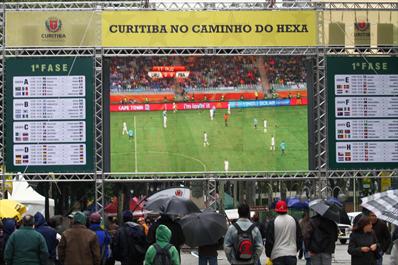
102, 11, 317, 47
6, 11, 99, 47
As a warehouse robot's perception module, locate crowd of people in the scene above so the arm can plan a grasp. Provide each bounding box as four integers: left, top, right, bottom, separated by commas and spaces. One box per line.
1, 201, 393, 265
110, 56, 308, 94
266, 56, 308, 88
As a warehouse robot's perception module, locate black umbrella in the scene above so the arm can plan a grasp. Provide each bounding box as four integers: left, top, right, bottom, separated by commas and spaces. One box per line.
178, 211, 228, 247
327, 198, 350, 225
309, 199, 341, 223
144, 196, 200, 217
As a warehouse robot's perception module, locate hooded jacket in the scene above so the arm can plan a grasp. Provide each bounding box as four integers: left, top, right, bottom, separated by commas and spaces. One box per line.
144, 225, 180, 265
3, 218, 16, 248
34, 212, 58, 260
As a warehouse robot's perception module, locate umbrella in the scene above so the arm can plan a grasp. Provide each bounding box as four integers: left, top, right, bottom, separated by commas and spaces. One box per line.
178, 211, 228, 247
309, 199, 341, 223
326, 197, 350, 225
287, 197, 309, 210
144, 196, 200, 217
0, 199, 27, 221
361, 189, 398, 226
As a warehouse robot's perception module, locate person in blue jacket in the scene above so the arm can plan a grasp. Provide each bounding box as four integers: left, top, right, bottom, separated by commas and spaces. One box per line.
89, 212, 111, 265
34, 212, 58, 265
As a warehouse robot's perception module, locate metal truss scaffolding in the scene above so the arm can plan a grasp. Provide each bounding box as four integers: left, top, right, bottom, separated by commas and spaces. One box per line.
0, 2, 397, 208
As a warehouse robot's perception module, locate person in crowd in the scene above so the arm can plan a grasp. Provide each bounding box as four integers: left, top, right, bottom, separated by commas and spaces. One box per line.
138, 217, 149, 236
198, 240, 221, 265
34, 212, 58, 265
147, 214, 185, 257
348, 216, 378, 265
89, 212, 111, 265
265, 200, 302, 265
106, 216, 119, 265
298, 211, 311, 265
3, 218, 16, 249
0, 220, 5, 265
303, 213, 338, 265
224, 203, 263, 265
58, 211, 100, 265
353, 208, 391, 265
144, 225, 180, 265
4, 214, 48, 265
112, 210, 148, 265
390, 227, 398, 265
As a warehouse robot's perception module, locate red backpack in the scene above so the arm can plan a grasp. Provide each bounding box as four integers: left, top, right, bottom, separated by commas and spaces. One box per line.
233, 223, 256, 261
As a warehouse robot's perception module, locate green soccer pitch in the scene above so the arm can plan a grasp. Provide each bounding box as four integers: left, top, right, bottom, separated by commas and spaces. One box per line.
110, 106, 308, 172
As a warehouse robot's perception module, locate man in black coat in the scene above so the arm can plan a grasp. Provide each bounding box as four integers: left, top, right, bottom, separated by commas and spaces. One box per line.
303, 214, 338, 265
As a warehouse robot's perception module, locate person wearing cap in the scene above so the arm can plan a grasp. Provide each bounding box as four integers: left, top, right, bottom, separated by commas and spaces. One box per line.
89, 212, 111, 265
4, 214, 48, 265
265, 200, 303, 265
224, 203, 263, 265
34, 212, 58, 265
58, 211, 101, 265
111, 210, 148, 265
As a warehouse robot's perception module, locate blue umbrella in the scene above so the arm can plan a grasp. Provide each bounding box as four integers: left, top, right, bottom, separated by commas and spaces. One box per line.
287, 197, 309, 210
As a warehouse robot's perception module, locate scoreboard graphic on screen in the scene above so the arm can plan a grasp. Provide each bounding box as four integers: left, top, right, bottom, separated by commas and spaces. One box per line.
327, 57, 398, 170
5, 57, 95, 173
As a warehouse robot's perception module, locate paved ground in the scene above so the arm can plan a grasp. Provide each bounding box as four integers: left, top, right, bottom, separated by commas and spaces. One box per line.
179, 242, 392, 265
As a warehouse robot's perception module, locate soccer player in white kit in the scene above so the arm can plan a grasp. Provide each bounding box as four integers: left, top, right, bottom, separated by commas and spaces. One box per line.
173, 102, 177, 113
203, 131, 209, 147
270, 135, 275, 150
209, 108, 214, 121
224, 160, 229, 172
163, 112, 167, 128
122, 122, 128, 135
263, 119, 267, 133
227, 103, 231, 115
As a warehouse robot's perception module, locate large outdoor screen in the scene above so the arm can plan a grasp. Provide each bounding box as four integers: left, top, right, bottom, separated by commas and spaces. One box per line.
108, 56, 309, 172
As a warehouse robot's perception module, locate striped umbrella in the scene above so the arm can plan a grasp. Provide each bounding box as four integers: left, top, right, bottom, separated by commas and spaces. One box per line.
361, 189, 398, 226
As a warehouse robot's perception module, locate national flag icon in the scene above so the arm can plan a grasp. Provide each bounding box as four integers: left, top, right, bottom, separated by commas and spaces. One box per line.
337, 112, 343, 116
23, 160, 29, 163
338, 157, 344, 162
337, 107, 344, 111
338, 152, 344, 157
345, 157, 351, 161
345, 152, 351, 156
338, 135, 344, 139
345, 130, 351, 134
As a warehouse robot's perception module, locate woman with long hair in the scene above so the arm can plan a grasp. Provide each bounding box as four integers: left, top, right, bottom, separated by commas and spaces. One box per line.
348, 216, 379, 265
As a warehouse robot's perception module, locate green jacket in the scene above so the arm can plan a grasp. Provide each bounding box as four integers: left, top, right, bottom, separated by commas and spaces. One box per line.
4, 226, 48, 265
144, 225, 180, 265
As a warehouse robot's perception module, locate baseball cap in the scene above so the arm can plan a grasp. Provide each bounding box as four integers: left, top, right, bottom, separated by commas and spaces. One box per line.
275, 200, 288, 213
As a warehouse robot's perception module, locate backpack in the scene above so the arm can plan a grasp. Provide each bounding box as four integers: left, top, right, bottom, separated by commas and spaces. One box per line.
233, 223, 256, 261
153, 243, 172, 265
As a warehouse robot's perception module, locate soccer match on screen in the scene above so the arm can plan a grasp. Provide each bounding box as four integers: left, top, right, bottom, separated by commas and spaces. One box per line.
109, 56, 309, 172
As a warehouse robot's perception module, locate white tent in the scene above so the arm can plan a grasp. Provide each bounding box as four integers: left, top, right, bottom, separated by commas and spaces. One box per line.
9, 176, 55, 216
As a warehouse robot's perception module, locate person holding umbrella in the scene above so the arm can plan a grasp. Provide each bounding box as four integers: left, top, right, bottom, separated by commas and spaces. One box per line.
348, 216, 379, 265
178, 210, 227, 265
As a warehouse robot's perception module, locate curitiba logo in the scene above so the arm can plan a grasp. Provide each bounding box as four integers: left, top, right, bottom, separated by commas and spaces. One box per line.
355, 21, 370, 31
42, 17, 66, 40
46, 17, 62, 32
